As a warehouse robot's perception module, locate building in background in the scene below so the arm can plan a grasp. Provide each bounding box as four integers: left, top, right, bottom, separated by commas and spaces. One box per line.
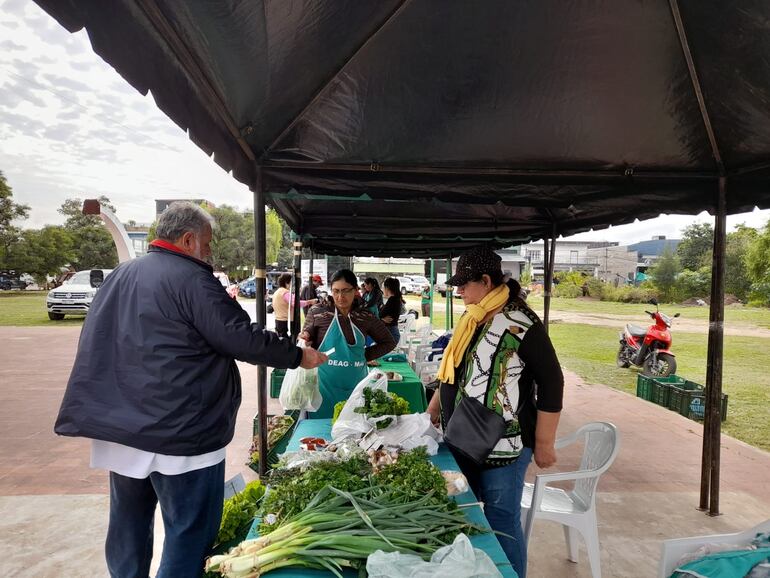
125, 223, 151, 257
627, 236, 681, 268
517, 240, 617, 277
586, 244, 639, 284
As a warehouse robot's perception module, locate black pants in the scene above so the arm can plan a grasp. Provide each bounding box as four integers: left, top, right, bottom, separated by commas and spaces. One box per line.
275, 319, 289, 338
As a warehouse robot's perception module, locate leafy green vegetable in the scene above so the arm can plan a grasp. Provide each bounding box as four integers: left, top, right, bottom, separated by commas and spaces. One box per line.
259, 456, 370, 533
331, 400, 346, 424
215, 480, 265, 547
248, 415, 294, 465
353, 387, 410, 428
373, 446, 450, 505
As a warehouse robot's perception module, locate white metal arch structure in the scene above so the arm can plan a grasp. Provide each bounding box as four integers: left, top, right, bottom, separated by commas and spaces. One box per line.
82, 199, 137, 263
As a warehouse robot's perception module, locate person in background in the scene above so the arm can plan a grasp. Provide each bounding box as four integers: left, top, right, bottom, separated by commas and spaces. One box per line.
361, 277, 384, 317
420, 284, 431, 318
300, 274, 323, 316
426, 246, 563, 578
379, 277, 405, 345
273, 273, 318, 338
54, 202, 327, 578
300, 269, 395, 418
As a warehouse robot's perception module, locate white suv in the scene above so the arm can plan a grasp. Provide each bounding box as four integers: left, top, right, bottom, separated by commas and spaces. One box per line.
46, 269, 112, 320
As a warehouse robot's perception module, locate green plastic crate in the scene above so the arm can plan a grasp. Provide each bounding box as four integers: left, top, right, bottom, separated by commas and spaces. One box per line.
674, 389, 728, 422
636, 374, 686, 406
667, 381, 706, 415
270, 369, 287, 399
249, 410, 300, 472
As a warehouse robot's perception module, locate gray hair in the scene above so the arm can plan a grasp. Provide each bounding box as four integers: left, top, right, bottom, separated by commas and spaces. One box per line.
155, 202, 215, 241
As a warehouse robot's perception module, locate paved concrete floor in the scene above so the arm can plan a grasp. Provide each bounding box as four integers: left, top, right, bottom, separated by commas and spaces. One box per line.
1, 326, 768, 577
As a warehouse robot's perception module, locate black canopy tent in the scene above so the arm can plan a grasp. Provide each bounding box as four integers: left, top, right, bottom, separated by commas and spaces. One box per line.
34, 0, 770, 513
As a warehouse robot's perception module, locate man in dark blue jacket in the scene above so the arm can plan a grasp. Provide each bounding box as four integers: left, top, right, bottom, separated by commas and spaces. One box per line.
55, 202, 326, 578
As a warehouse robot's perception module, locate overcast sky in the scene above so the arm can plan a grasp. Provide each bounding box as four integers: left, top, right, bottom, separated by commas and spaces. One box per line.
2, 0, 768, 245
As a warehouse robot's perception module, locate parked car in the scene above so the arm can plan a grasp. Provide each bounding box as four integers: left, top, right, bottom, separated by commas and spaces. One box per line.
396, 275, 429, 294
214, 271, 239, 299
0, 272, 29, 291
239, 276, 256, 298
46, 269, 113, 320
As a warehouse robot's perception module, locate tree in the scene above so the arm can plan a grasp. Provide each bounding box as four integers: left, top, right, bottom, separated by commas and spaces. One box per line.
650, 246, 680, 302
676, 223, 713, 270
0, 171, 30, 270
13, 226, 75, 284
58, 196, 118, 270
266, 209, 282, 265
725, 224, 758, 301
745, 220, 770, 305
208, 205, 253, 276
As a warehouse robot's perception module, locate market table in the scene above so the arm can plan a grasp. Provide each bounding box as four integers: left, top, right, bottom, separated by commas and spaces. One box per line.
375, 359, 427, 413
247, 419, 517, 578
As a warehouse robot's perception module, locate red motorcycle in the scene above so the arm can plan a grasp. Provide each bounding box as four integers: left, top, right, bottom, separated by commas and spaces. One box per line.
616, 299, 680, 376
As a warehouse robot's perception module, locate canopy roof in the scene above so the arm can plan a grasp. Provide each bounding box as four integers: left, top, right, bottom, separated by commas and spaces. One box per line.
35, 0, 770, 255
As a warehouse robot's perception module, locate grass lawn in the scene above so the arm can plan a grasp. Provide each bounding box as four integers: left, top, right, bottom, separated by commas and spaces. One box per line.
548, 322, 770, 452
0, 292, 85, 327
527, 295, 770, 328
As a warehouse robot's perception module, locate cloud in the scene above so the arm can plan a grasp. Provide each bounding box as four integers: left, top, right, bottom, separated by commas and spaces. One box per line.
42, 73, 91, 93
0, 77, 48, 108
0, 39, 24, 51
0, 109, 46, 135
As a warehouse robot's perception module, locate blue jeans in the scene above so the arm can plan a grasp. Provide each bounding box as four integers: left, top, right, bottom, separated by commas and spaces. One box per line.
106, 461, 225, 578
387, 325, 400, 344
457, 448, 533, 578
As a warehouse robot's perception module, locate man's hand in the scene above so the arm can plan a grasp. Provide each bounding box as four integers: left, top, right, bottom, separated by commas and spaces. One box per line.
381, 316, 394, 324
534, 444, 557, 468
299, 347, 327, 369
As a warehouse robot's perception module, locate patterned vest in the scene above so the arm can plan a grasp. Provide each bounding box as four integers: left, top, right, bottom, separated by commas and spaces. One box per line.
457, 302, 538, 465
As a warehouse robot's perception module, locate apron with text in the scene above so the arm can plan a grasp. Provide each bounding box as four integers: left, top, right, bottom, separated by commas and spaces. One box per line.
312, 310, 368, 418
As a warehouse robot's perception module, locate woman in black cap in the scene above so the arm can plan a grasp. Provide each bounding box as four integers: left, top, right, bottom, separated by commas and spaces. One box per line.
426, 245, 564, 578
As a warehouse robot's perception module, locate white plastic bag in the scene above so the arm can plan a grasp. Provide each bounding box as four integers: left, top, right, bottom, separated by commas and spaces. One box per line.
366, 533, 503, 578
331, 370, 389, 440
279, 340, 322, 411
377, 412, 441, 455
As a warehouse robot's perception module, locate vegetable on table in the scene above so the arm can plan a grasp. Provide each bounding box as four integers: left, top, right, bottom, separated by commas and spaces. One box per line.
215, 480, 266, 548
248, 415, 294, 465
354, 387, 410, 429
206, 484, 485, 578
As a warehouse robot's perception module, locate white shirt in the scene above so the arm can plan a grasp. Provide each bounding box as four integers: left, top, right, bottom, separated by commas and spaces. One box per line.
90, 440, 226, 479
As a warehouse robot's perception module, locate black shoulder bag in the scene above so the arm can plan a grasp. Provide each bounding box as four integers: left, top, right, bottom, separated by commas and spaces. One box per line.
443, 391, 507, 465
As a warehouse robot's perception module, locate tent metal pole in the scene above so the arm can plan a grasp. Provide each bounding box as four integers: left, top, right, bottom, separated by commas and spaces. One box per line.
543, 224, 558, 332
700, 177, 727, 515
253, 167, 268, 478
445, 256, 452, 331
429, 258, 435, 324
291, 235, 302, 340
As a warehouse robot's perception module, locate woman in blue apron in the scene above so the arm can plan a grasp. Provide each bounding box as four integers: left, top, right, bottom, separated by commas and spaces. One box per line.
300, 269, 396, 418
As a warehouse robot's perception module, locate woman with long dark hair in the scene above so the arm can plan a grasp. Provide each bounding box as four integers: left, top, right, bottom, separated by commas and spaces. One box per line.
379, 277, 405, 344
361, 277, 383, 316
300, 269, 396, 417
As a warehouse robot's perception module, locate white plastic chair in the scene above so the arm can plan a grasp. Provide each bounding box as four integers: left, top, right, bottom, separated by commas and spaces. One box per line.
658, 518, 770, 578
397, 313, 416, 352
521, 422, 620, 578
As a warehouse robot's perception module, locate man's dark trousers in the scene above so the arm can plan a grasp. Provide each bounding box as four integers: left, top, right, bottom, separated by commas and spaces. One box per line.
106, 460, 224, 578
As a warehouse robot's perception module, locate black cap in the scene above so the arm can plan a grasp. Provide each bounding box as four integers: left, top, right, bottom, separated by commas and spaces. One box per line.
447, 246, 502, 286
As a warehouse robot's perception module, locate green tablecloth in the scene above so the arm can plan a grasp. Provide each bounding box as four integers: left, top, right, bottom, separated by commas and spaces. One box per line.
247, 419, 517, 578
375, 359, 427, 413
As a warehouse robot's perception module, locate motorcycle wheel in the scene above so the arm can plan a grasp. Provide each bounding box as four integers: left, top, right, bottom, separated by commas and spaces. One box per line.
642, 353, 677, 377
616, 346, 630, 368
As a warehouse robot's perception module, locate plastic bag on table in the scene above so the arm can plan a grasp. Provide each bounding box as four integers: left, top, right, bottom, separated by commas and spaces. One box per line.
279, 340, 321, 411
331, 370, 389, 440
366, 533, 503, 578
377, 412, 442, 455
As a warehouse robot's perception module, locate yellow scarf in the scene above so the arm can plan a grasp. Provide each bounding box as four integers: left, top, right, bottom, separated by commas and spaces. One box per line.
437, 283, 510, 384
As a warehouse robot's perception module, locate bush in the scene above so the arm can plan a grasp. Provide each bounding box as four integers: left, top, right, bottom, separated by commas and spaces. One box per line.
600, 284, 658, 303
674, 267, 711, 301
584, 277, 604, 298
554, 283, 582, 298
